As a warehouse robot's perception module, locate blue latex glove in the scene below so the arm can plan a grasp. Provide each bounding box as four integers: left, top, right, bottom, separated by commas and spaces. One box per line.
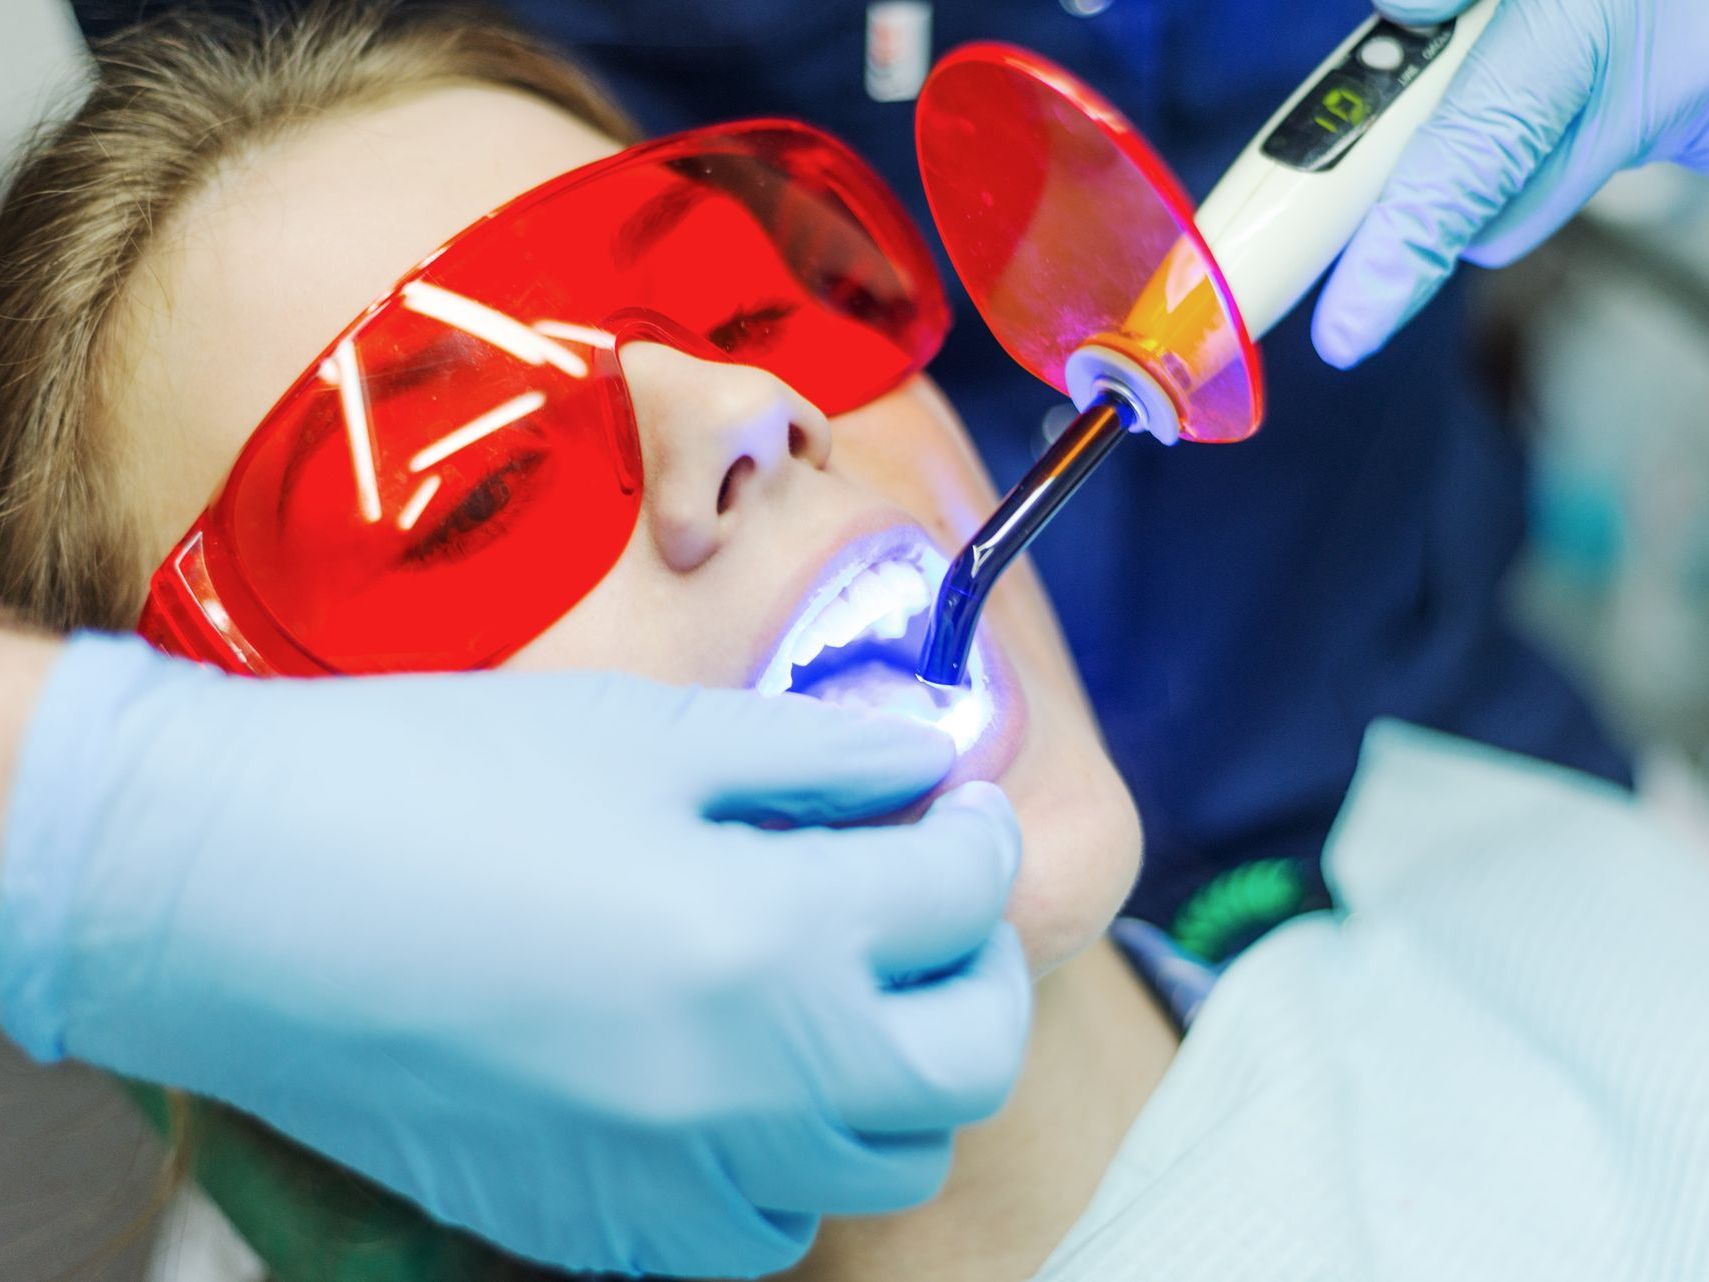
1315, 0, 1709, 368
0, 633, 1029, 1278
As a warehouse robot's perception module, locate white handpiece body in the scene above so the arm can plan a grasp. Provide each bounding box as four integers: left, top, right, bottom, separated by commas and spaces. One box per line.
1196, 0, 1498, 341
1067, 2, 1499, 432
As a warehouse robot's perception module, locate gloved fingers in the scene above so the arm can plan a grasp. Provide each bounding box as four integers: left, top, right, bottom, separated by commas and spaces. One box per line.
679, 690, 956, 825
579, 1131, 819, 1279
725, 1117, 955, 1216
1373, 0, 1478, 20
1680, 131, 1709, 176
1463, 115, 1611, 268
713, 1213, 817, 1282
828, 781, 1023, 979
1312, 0, 1594, 367
656, 1200, 815, 1280
838, 922, 1031, 1134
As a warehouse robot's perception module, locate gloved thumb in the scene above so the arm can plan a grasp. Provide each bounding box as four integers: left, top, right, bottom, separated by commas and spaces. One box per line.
1313, 1, 1592, 367
1373, 0, 1477, 21
669, 686, 957, 826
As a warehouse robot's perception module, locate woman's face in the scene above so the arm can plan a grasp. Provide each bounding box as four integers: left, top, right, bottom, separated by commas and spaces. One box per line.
110, 84, 1141, 972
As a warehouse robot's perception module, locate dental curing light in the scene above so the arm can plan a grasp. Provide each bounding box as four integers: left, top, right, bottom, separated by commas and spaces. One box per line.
914, 2, 1497, 687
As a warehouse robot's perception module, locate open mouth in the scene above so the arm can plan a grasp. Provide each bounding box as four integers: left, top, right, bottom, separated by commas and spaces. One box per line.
753, 533, 995, 752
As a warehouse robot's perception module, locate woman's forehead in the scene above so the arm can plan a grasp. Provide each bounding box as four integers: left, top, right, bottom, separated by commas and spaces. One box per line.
112, 84, 619, 565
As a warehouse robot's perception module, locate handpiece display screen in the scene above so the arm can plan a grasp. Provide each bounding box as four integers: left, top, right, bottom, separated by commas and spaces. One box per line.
1261, 20, 1455, 173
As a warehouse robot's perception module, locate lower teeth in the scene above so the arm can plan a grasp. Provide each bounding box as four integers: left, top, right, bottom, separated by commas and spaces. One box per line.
800, 659, 950, 722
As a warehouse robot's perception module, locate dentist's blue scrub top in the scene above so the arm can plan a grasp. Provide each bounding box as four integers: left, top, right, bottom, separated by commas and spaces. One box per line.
500, 0, 1628, 945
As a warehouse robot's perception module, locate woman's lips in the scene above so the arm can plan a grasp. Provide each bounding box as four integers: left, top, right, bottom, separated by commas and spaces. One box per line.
746, 512, 1028, 795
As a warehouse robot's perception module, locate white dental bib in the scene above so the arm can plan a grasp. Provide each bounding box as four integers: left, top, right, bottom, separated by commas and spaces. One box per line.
1033, 722, 1709, 1281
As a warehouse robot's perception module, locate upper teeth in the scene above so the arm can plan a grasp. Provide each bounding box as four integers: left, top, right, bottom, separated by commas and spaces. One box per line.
756, 553, 937, 695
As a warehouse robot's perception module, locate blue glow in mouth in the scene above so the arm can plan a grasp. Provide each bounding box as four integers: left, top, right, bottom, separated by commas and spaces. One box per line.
793, 649, 992, 752
756, 546, 995, 752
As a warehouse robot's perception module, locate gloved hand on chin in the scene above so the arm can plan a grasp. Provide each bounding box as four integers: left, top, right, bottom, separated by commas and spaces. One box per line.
0, 632, 1029, 1279
1315, 0, 1709, 368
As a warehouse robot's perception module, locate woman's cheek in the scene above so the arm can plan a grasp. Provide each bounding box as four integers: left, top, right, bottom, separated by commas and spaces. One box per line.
501, 568, 686, 680
831, 381, 998, 549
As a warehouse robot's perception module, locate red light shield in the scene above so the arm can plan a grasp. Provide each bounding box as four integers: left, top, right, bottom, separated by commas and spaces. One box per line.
915, 43, 1263, 443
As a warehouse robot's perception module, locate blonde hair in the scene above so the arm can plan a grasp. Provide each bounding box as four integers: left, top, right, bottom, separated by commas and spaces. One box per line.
0, 6, 634, 1278
0, 0, 633, 633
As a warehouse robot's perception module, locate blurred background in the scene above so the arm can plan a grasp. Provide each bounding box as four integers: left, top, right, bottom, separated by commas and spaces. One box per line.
1478, 166, 1709, 834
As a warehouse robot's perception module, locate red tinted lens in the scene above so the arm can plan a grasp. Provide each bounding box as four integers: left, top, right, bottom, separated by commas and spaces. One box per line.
592, 131, 949, 410
212, 321, 639, 673
158, 124, 947, 673
916, 44, 1261, 443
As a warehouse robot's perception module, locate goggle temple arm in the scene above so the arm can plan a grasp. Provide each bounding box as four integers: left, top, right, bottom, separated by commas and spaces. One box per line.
138, 532, 279, 676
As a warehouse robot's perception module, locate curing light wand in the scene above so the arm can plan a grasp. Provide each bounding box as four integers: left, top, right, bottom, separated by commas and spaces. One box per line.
912, 3, 1500, 690
918, 389, 1142, 688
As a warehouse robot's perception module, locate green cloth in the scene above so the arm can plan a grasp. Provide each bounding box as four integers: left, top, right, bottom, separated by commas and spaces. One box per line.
125, 1082, 513, 1282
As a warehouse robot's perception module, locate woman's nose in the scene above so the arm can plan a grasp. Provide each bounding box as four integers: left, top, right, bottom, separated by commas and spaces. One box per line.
621, 341, 833, 572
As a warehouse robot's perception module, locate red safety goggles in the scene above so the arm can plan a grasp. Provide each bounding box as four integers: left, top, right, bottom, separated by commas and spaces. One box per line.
138, 122, 949, 675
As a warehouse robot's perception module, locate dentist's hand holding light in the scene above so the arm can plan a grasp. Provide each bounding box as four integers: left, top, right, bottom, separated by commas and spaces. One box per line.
1316, 0, 1709, 368
0, 632, 1028, 1279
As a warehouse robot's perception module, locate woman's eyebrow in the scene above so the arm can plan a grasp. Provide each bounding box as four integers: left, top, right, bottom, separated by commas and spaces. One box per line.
613, 180, 703, 268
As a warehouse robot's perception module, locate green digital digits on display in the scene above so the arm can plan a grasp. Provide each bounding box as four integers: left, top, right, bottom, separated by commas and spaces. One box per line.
1314, 84, 1369, 134
1261, 30, 1431, 172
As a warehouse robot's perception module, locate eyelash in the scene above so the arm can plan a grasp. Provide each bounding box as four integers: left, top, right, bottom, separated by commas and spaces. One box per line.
707, 300, 798, 355
400, 449, 547, 568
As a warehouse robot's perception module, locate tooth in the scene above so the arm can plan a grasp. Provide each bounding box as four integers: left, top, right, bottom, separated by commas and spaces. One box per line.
875, 562, 914, 602
909, 579, 933, 613
885, 561, 931, 612
845, 571, 892, 625
813, 596, 865, 648
871, 606, 911, 640
791, 625, 827, 671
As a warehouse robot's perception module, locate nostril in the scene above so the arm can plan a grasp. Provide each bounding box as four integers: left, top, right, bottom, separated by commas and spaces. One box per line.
787, 424, 808, 458
717, 456, 756, 515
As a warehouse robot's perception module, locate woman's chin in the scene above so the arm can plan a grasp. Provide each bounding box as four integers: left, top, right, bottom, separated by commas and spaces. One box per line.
1014, 782, 1143, 975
